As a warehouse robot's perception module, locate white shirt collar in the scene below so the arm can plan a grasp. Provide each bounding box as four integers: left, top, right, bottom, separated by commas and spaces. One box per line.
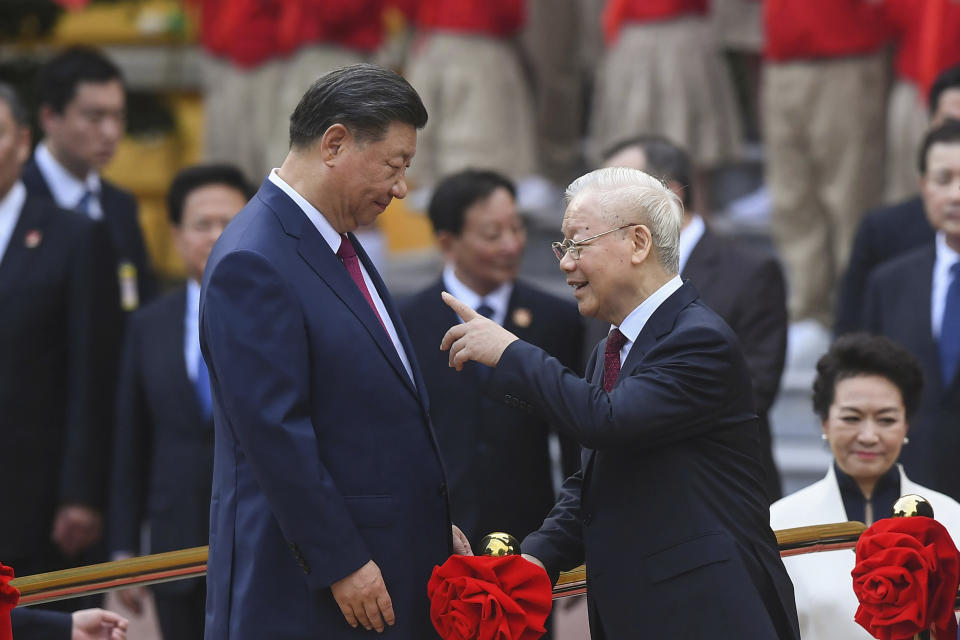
615, 275, 684, 357
268, 168, 345, 254
34, 142, 102, 214
0, 181, 27, 262
932, 231, 960, 337
678, 213, 705, 274
441, 263, 513, 326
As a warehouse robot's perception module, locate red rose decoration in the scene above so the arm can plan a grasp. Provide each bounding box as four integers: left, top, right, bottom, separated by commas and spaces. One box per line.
1, 562, 19, 640
427, 555, 552, 640
851, 517, 960, 640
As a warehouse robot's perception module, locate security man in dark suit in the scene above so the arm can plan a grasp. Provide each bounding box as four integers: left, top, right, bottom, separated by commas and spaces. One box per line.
109, 165, 252, 639
400, 169, 583, 549
602, 135, 788, 502
0, 84, 112, 579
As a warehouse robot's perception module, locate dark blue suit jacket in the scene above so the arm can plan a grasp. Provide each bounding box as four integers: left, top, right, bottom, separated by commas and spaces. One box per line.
199, 180, 450, 639
400, 279, 583, 547
11, 608, 71, 639
836, 195, 933, 335
109, 287, 213, 596
496, 282, 800, 639
863, 245, 960, 500
0, 195, 111, 569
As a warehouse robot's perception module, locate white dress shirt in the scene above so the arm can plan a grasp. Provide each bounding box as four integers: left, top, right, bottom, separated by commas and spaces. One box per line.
932, 231, 960, 339
34, 142, 103, 219
0, 181, 26, 263
184, 278, 202, 383
677, 213, 706, 275
267, 169, 414, 382
614, 275, 684, 363
441, 263, 513, 327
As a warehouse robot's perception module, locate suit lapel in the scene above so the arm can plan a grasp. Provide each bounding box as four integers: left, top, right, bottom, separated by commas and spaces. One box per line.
908, 250, 943, 396
0, 198, 46, 299
621, 281, 699, 374
681, 229, 721, 293
257, 181, 420, 403
163, 288, 213, 428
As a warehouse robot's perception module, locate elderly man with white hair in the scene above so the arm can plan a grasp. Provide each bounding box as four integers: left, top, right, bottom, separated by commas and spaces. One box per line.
440, 167, 801, 639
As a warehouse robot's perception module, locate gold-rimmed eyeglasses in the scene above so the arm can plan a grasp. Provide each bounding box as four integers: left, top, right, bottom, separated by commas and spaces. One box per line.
551, 224, 639, 261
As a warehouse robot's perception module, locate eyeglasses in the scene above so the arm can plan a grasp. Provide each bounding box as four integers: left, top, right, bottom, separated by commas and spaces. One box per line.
551, 224, 639, 261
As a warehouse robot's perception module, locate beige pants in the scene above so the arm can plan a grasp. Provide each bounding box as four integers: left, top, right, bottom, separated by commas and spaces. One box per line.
764, 53, 887, 325
404, 32, 538, 188
884, 79, 929, 204
202, 45, 364, 183
589, 16, 743, 169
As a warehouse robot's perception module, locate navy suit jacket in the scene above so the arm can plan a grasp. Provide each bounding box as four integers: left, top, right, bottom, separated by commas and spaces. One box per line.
863, 245, 960, 500
683, 228, 788, 501
21, 156, 157, 309
0, 195, 111, 567
11, 608, 71, 640
400, 279, 583, 547
199, 180, 450, 639
836, 195, 933, 336
498, 282, 799, 639
110, 287, 213, 596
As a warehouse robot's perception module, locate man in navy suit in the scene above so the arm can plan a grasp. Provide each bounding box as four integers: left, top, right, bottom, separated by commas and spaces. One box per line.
836, 64, 960, 335
603, 135, 788, 502
400, 169, 583, 549
863, 120, 960, 501
109, 164, 252, 639
23, 46, 156, 313
0, 83, 113, 582
441, 167, 800, 638
200, 64, 467, 639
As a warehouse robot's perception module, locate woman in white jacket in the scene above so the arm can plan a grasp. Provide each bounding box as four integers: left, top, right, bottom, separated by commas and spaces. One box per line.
769, 333, 960, 640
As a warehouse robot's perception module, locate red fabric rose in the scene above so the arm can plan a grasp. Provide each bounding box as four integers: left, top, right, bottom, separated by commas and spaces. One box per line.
427, 555, 552, 640
1, 562, 19, 640
851, 516, 960, 640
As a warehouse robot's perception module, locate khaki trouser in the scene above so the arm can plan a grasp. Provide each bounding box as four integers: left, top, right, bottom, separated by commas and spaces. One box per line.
764, 53, 887, 325
405, 32, 538, 188
203, 46, 363, 184
884, 79, 929, 204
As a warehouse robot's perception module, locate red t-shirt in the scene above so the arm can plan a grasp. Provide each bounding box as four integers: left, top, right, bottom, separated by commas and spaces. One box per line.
885, 0, 960, 96
764, 0, 889, 61
603, 0, 708, 43
413, 0, 525, 37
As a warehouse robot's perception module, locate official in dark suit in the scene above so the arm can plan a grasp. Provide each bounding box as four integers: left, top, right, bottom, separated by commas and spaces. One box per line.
400, 169, 583, 548
0, 84, 112, 581
109, 165, 251, 639
23, 46, 156, 313
602, 136, 789, 501
200, 65, 466, 640
836, 65, 960, 335
863, 120, 960, 502
441, 167, 800, 639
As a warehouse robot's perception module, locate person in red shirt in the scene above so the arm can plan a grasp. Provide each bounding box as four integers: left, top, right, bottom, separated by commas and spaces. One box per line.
590, 0, 743, 198
403, 0, 537, 190
762, 0, 889, 334
882, 0, 960, 203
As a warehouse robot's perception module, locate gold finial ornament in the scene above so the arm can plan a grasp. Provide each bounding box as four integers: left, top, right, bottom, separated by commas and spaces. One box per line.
478, 532, 521, 557
892, 494, 935, 519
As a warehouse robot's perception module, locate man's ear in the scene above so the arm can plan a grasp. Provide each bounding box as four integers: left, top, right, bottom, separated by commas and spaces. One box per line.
630, 224, 652, 265
320, 123, 350, 165
436, 230, 456, 259
37, 104, 57, 134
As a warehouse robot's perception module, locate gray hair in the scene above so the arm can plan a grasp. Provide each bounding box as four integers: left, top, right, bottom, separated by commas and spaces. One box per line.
0, 82, 28, 127
565, 167, 683, 274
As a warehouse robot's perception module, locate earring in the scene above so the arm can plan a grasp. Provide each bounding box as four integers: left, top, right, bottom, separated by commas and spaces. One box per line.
821, 433, 828, 442
903, 436, 910, 445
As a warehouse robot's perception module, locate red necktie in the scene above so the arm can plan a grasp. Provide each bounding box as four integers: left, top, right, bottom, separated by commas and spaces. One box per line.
603, 328, 628, 392
337, 234, 387, 333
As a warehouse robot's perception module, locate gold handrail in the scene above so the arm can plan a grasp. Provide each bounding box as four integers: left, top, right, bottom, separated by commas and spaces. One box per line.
11, 522, 867, 606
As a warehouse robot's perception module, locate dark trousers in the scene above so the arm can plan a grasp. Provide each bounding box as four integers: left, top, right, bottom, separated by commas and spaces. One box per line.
154, 578, 206, 640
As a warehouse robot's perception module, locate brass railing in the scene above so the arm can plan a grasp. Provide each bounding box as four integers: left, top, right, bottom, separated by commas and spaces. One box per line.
11, 522, 866, 606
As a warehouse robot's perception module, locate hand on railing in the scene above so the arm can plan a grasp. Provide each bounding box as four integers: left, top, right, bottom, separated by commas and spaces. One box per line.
451, 525, 473, 556
51, 505, 102, 557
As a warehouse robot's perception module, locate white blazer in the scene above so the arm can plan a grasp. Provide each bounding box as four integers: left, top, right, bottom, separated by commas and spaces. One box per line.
769, 464, 960, 640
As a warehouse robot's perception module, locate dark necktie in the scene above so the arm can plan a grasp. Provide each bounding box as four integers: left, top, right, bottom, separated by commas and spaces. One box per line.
195, 350, 212, 420
75, 190, 96, 217
603, 328, 628, 392
940, 262, 960, 386
476, 302, 495, 319
337, 234, 387, 333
